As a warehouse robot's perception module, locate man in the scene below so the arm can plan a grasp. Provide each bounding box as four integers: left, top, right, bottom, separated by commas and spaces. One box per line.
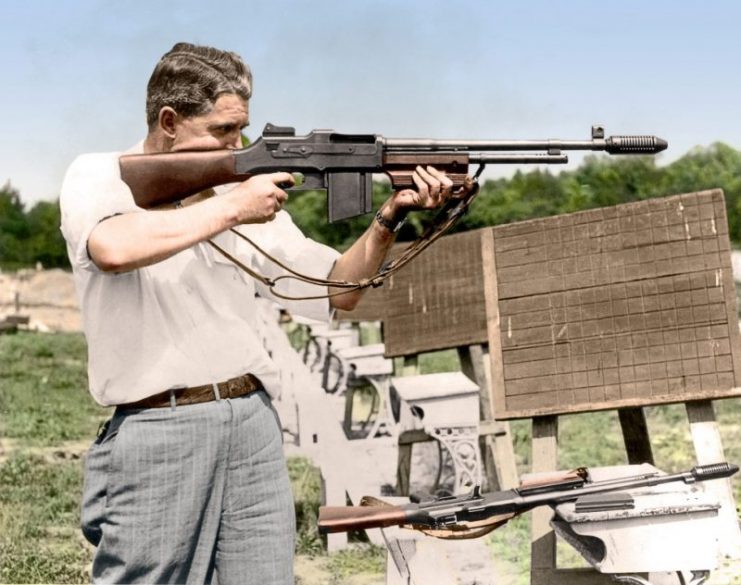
61, 42, 469, 584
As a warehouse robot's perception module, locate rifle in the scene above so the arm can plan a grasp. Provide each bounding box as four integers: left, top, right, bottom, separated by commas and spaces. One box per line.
317, 463, 737, 540
119, 124, 667, 222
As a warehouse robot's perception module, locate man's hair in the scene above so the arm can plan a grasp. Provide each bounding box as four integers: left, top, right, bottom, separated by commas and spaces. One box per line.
146, 42, 253, 130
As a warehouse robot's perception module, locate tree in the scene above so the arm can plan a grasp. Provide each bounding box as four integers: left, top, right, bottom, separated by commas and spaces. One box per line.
0, 182, 30, 266
26, 201, 69, 268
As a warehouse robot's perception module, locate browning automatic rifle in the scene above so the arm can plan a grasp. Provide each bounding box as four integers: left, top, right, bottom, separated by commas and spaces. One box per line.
318, 463, 737, 540
119, 124, 668, 222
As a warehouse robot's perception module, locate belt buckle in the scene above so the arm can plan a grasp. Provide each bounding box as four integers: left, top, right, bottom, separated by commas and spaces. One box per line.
226, 377, 243, 398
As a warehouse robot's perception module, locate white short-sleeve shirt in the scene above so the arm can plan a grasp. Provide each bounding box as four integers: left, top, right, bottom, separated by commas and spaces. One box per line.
60, 142, 340, 406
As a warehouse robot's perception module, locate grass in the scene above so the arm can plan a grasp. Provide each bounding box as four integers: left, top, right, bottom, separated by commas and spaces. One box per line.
288, 456, 325, 556
0, 454, 90, 584
1, 333, 740, 583
0, 332, 387, 584
0, 332, 103, 584
0, 332, 105, 446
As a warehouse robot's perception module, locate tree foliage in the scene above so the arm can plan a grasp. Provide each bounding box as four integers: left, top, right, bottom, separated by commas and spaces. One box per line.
0, 183, 68, 270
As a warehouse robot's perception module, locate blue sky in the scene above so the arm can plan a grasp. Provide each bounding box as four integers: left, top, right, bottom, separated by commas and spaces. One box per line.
2, 0, 740, 205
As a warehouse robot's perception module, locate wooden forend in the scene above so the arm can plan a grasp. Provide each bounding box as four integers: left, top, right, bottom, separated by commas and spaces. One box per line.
487, 189, 741, 419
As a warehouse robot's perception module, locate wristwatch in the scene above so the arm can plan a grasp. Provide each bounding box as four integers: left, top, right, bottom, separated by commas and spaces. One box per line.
375, 209, 406, 233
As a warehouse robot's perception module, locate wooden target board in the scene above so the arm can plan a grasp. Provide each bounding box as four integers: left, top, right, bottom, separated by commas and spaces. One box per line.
335, 283, 387, 323
381, 230, 489, 357
485, 189, 741, 419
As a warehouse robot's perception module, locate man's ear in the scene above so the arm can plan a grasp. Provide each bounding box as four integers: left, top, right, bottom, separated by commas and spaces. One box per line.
158, 107, 179, 139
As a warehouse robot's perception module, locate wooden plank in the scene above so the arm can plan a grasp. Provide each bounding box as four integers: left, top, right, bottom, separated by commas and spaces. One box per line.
530, 416, 558, 572
529, 416, 615, 585
459, 343, 520, 490
686, 400, 741, 558
335, 281, 387, 324
482, 227, 508, 422
459, 344, 500, 491
396, 440, 414, 496
401, 354, 419, 376
488, 190, 741, 419
617, 407, 655, 464
382, 230, 489, 357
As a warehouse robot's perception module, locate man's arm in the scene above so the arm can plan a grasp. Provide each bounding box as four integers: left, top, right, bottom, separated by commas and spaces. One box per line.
328, 166, 456, 311
88, 172, 293, 272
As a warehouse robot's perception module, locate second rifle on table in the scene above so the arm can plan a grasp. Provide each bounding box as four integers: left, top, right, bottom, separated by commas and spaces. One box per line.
317, 463, 737, 540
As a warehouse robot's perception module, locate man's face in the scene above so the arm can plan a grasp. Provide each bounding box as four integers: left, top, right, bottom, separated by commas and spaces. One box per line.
171, 93, 249, 151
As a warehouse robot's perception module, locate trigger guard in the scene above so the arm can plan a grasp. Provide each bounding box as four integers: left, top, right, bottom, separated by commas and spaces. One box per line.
294, 173, 326, 190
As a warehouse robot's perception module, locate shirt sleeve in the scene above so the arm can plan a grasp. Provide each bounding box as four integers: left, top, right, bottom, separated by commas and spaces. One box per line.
232, 210, 341, 322
59, 152, 142, 272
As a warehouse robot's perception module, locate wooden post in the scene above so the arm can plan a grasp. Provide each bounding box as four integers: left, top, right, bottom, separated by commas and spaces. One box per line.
617, 407, 655, 465
530, 415, 615, 585
458, 344, 519, 490
686, 400, 741, 558
530, 415, 559, 584
395, 429, 432, 496
401, 355, 419, 376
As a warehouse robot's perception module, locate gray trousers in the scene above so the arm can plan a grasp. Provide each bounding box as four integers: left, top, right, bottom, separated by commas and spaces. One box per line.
81, 390, 295, 584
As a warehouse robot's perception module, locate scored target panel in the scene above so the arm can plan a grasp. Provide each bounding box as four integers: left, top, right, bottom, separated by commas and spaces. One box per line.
485, 189, 741, 419
381, 229, 489, 358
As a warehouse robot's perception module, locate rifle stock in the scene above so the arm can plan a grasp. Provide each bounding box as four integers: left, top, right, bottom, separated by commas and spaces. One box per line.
318, 505, 409, 534
120, 149, 251, 208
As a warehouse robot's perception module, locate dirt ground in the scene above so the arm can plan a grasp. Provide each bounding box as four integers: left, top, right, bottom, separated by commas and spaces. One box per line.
294, 555, 385, 585
0, 268, 81, 332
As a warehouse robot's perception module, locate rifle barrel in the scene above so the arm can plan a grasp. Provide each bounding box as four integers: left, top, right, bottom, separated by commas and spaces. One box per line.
384, 136, 668, 155
513, 462, 739, 510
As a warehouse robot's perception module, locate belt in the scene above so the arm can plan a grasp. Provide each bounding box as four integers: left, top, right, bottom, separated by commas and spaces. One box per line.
118, 373, 264, 410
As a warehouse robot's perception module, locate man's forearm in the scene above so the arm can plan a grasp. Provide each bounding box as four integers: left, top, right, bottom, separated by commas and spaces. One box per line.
88, 196, 240, 273
328, 204, 404, 311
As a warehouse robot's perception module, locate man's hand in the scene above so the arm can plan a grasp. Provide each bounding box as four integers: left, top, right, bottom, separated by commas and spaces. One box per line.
224, 172, 295, 224
378, 165, 474, 226
328, 165, 475, 311
394, 166, 455, 210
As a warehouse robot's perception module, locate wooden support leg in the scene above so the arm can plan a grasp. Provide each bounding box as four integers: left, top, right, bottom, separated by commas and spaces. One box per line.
530, 415, 559, 584
686, 400, 741, 558
396, 435, 415, 496
320, 469, 348, 552
401, 355, 419, 376
458, 344, 519, 490
530, 416, 615, 585
343, 386, 355, 436
618, 407, 655, 464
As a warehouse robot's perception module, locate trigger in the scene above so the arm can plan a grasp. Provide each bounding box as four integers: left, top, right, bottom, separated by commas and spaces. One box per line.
298, 173, 326, 190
